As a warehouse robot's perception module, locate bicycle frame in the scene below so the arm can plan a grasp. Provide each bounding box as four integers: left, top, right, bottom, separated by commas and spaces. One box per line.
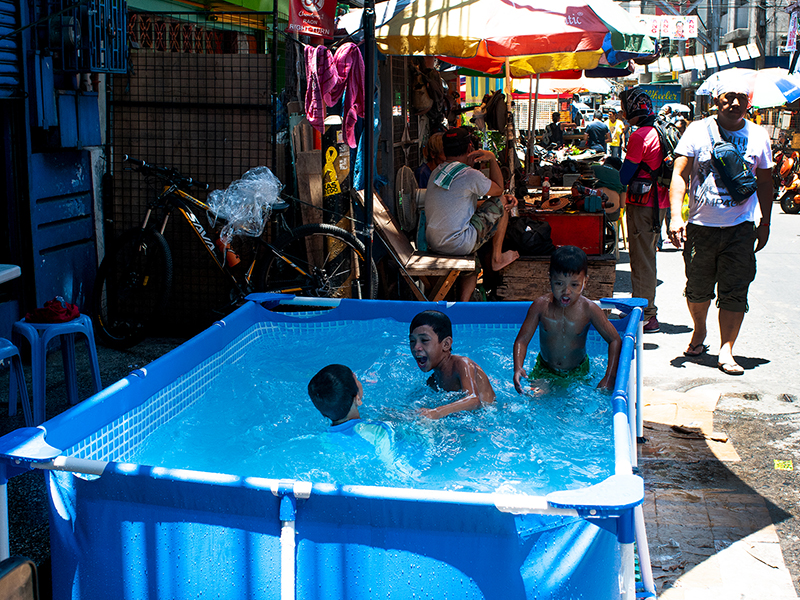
144, 183, 314, 297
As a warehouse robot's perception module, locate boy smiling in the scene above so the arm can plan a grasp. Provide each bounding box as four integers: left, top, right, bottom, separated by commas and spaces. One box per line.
409, 310, 496, 419
513, 246, 621, 396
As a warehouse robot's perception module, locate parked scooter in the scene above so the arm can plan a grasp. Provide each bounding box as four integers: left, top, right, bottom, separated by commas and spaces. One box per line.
774, 145, 800, 214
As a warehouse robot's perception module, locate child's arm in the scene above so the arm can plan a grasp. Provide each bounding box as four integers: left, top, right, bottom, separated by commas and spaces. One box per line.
420, 358, 486, 419
513, 300, 544, 394
587, 303, 622, 390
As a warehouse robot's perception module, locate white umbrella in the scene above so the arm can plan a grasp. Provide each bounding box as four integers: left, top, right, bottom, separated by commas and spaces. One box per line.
696, 67, 800, 109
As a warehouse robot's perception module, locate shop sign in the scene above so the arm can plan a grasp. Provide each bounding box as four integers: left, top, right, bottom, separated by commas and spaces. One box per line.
637, 15, 697, 39
786, 12, 799, 53
287, 0, 337, 39
639, 84, 680, 113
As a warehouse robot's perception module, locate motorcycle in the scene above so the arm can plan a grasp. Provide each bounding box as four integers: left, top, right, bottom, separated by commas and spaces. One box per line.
774, 145, 800, 214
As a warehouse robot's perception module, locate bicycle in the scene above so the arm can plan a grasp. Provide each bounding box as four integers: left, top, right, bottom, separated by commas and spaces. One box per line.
93, 156, 378, 349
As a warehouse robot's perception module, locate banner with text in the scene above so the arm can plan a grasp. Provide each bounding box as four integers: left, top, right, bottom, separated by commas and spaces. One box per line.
287, 0, 337, 39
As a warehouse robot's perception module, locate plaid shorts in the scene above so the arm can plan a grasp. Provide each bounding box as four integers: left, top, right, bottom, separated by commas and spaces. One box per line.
683, 221, 757, 312
468, 197, 505, 253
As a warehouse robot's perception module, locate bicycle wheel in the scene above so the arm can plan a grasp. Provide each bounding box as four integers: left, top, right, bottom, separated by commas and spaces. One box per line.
257, 223, 378, 299
93, 228, 173, 349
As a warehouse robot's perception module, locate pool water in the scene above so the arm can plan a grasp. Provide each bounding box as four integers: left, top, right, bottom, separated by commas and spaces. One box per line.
132, 319, 614, 495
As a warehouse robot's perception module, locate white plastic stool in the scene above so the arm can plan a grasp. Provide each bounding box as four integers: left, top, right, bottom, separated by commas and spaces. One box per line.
0, 338, 33, 427
12, 314, 102, 426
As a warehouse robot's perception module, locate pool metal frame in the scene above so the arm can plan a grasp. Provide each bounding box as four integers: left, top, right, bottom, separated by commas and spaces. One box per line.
0, 294, 655, 599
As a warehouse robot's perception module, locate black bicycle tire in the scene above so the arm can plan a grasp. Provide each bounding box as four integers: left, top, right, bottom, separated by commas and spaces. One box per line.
781, 192, 800, 214
92, 228, 173, 349
257, 223, 378, 299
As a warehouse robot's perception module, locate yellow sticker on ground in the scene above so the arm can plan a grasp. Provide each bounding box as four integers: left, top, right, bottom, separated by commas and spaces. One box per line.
774, 459, 793, 471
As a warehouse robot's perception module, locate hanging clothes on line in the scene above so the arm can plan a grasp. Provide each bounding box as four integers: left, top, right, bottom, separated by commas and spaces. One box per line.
304, 42, 365, 148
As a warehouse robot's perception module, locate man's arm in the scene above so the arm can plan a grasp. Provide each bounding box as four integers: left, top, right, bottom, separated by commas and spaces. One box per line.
667, 155, 693, 249
469, 149, 504, 195
755, 167, 773, 252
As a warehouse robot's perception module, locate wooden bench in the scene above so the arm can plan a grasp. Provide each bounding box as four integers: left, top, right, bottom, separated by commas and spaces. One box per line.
353, 190, 476, 302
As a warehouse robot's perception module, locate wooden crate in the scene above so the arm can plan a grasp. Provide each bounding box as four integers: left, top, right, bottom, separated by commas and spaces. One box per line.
494, 254, 616, 302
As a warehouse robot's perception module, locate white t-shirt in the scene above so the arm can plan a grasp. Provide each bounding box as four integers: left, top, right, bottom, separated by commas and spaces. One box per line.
424, 163, 492, 255
674, 117, 772, 227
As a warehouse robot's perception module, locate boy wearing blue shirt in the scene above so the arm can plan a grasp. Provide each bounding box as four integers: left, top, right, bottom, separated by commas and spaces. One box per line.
308, 364, 393, 459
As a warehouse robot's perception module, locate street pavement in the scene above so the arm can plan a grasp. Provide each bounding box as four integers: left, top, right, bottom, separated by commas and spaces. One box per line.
614, 204, 800, 598
615, 206, 800, 408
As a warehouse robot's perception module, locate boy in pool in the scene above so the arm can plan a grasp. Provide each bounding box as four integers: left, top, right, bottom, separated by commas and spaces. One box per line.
409, 310, 496, 419
513, 246, 621, 396
308, 364, 393, 459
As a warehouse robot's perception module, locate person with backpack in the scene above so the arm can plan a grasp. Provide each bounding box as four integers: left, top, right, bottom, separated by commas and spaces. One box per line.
667, 73, 773, 376
617, 87, 672, 333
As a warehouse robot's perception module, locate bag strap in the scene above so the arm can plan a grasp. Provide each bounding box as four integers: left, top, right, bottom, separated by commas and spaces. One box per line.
707, 116, 736, 145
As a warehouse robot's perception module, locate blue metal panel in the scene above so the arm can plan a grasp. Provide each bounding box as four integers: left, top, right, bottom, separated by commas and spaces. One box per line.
0, 0, 21, 98
77, 93, 101, 146
28, 151, 97, 309
32, 54, 58, 129
57, 92, 78, 148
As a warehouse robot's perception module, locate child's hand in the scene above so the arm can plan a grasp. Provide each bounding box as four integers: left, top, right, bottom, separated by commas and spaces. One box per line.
596, 375, 614, 391
420, 407, 443, 419
513, 368, 528, 394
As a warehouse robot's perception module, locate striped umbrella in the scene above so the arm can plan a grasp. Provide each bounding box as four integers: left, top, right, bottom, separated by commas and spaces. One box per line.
374, 0, 657, 73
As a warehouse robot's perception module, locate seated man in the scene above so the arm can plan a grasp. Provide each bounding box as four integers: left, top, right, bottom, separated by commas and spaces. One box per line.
424, 127, 519, 302
544, 112, 565, 148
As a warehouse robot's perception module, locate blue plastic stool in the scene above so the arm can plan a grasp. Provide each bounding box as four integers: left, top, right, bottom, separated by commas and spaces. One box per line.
0, 338, 33, 427
12, 314, 102, 426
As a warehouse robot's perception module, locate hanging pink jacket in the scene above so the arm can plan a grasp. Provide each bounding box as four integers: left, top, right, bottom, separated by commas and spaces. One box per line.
304, 42, 365, 148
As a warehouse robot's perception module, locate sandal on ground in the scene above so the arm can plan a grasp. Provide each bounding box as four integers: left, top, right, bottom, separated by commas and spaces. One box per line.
717, 362, 744, 376
683, 343, 709, 357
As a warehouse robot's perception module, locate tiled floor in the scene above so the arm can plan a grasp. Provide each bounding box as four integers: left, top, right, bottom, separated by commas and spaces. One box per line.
641, 388, 798, 599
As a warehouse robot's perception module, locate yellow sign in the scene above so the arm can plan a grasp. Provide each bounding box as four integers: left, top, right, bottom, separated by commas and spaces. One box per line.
323, 146, 341, 197
774, 459, 793, 471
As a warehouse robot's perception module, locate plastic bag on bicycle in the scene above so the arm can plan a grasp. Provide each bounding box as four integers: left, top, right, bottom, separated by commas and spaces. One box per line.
207, 166, 283, 243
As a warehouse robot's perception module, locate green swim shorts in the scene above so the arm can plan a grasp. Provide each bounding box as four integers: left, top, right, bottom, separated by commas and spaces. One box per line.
529, 354, 591, 383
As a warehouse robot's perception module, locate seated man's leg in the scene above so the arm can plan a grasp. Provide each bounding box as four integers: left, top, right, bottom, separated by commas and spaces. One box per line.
469, 197, 519, 271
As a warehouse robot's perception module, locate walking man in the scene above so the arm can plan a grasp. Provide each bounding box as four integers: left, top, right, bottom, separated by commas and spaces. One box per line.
618, 87, 669, 332
667, 74, 773, 375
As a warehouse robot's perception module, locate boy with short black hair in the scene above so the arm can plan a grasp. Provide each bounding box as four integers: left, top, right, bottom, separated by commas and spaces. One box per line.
409, 310, 496, 419
513, 246, 621, 396
308, 364, 393, 457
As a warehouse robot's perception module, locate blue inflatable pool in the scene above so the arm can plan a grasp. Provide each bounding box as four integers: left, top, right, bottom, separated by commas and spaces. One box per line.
0, 295, 655, 599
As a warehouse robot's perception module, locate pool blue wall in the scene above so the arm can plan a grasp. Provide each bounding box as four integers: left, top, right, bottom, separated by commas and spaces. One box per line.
48, 466, 621, 600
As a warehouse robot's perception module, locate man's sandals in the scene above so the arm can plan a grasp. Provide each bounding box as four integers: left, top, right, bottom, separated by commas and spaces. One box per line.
717, 362, 744, 376
683, 343, 709, 357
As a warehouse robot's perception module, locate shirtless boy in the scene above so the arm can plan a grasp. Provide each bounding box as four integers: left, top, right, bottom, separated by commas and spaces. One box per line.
513, 246, 621, 395
409, 310, 496, 419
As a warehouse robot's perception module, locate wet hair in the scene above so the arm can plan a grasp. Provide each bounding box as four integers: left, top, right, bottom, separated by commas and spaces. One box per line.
308, 364, 358, 423
549, 245, 588, 278
551, 111, 561, 123
603, 156, 623, 170
409, 310, 452, 342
